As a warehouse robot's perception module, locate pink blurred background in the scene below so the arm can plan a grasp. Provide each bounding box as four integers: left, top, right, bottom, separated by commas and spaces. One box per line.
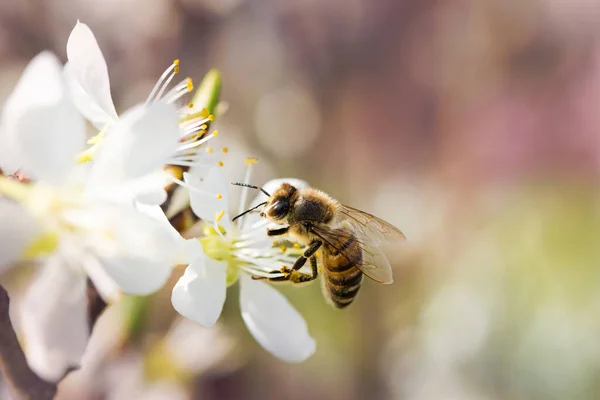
2, 0, 600, 399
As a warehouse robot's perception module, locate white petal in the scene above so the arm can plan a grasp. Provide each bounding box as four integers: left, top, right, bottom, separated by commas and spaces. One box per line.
81, 255, 120, 302
0, 128, 19, 175
130, 171, 171, 205
91, 170, 170, 205
65, 21, 118, 129
1, 51, 85, 184
20, 256, 89, 382
171, 255, 227, 327
63, 62, 116, 130
96, 256, 173, 296
63, 203, 178, 295
184, 165, 230, 231
135, 186, 167, 205
89, 206, 179, 295
241, 178, 309, 230
0, 199, 38, 273
239, 275, 316, 362
134, 203, 183, 243
177, 238, 206, 265
88, 102, 180, 192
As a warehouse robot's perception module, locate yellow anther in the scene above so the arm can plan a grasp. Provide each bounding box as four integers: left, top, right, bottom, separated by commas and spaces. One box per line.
212, 130, 219, 136
273, 241, 279, 246
199, 108, 210, 118
164, 165, 183, 181
214, 209, 225, 223
200, 124, 207, 130
218, 161, 224, 167
206, 147, 213, 153
77, 152, 92, 163
279, 245, 287, 253
186, 77, 194, 92
208, 115, 215, 121
293, 243, 301, 249
216, 193, 223, 199
179, 109, 209, 124
174, 59, 180, 67
22, 232, 59, 258
221, 147, 229, 154
76, 142, 101, 164
188, 102, 194, 108
245, 157, 259, 165
173, 59, 180, 74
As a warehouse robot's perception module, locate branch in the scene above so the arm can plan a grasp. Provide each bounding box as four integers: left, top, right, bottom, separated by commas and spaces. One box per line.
86, 278, 107, 332
0, 285, 57, 400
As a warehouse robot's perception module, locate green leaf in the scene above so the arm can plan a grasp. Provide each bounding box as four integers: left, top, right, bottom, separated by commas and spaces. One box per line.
191, 69, 221, 114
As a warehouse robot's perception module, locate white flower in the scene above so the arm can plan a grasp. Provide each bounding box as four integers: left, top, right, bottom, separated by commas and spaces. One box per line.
0, 51, 182, 381
65, 21, 224, 181
171, 162, 316, 363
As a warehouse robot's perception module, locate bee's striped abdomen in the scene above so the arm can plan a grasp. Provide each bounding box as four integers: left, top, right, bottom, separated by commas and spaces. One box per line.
322, 236, 364, 309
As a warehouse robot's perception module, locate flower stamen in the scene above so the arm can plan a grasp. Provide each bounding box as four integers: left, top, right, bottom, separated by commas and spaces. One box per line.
145, 59, 180, 105
161, 77, 194, 105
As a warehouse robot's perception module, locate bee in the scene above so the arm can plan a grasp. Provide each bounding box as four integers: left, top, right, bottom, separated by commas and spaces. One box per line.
232, 182, 405, 308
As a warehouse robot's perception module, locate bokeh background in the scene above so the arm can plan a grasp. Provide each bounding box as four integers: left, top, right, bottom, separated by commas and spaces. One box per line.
2, 0, 600, 399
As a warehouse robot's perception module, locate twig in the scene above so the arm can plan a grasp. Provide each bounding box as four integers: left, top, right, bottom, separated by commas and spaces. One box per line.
0, 285, 57, 400
86, 278, 107, 333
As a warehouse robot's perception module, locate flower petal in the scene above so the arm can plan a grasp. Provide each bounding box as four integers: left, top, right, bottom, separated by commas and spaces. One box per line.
239, 275, 316, 362
93, 207, 178, 295
184, 165, 230, 231
1, 51, 85, 184
0, 198, 38, 274
88, 102, 180, 193
81, 255, 120, 302
172, 254, 227, 327
96, 256, 173, 296
20, 256, 89, 382
64, 203, 179, 295
65, 21, 118, 129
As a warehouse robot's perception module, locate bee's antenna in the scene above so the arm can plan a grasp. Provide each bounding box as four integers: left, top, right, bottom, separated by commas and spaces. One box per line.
232, 201, 268, 222
231, 182, 271, 197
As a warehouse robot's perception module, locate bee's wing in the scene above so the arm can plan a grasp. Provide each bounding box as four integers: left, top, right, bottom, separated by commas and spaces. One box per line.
310, 224, 394, 284
338, 205, 405, 245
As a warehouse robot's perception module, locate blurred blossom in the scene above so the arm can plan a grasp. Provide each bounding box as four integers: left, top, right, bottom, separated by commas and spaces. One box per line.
0, 49, 183, 380
163, 318, 236, 374
255, 83, 321, 158
0, 198, 38, 271
172, 166, 316, 362
67, 22, 224, 202
103, 355, 188, 400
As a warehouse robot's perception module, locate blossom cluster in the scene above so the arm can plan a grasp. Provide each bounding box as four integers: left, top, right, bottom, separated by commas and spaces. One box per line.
0, 21, 315, 381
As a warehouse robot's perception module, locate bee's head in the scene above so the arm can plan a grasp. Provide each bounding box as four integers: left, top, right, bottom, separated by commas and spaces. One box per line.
261, 183, 298, 222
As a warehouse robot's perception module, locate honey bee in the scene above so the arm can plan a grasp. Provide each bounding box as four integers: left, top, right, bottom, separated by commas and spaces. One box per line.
232, 182, 405, 308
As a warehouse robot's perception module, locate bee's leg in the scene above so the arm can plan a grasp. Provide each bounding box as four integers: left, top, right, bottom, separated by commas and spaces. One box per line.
251, 272, 290, 282
308, 255, 319, 279
284, 242, 321, 284
252, 240, 322, 282
267, 226, 289, 236
285, 257, 319, 284
290, 240, 322, 271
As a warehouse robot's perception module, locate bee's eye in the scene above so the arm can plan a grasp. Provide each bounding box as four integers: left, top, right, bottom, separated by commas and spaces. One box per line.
269, 202, 288, 219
